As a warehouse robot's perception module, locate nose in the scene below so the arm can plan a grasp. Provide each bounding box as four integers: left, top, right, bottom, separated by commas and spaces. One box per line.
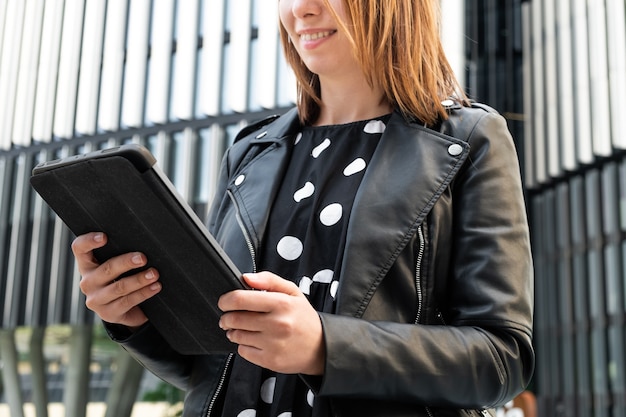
291, 0, 322, 18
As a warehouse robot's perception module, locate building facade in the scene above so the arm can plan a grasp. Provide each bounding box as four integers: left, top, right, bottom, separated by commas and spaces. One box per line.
1, 0, 625, 416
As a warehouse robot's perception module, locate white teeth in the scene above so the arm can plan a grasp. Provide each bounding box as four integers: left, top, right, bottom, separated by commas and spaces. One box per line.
301, 31, 333, 41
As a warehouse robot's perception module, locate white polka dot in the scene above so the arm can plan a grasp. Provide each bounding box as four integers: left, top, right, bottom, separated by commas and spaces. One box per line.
312, 138, 331, 158
330, 281, 339, 298
343, 158, 366, 176
277, 236, 303, 261
320, 203, 342, 226
294, 182, 315, 202
312, 269, 334, 284
235, 174, 245, 186
237, 410, 256, 417
278, 413, 292, 417
294, 132, 302, 145
260, 377, 276, 403
299, 276, 312, 295
307, 390, 315, 407
364, 120, 386, 134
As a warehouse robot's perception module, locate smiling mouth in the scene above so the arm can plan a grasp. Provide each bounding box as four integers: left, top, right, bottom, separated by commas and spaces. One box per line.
300, 31, 336, 41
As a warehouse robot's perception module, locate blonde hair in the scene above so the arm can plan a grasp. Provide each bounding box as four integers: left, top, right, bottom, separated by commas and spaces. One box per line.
279, 0, 465, 125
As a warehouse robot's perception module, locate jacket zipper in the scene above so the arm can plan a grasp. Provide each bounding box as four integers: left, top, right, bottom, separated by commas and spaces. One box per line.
414, 224, 425, 325
414, 225, 432, 417
206, 353, 234, 417
227, 189, 258, 273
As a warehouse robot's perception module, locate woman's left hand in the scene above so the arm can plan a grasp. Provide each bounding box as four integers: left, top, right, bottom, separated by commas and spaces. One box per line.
218, 271, 325, 375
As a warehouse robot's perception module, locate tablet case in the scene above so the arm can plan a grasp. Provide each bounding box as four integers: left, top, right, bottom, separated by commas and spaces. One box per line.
30, 144, 245, 354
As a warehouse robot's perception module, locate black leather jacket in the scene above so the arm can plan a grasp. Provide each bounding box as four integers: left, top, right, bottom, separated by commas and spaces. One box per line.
113, 103, 534, 417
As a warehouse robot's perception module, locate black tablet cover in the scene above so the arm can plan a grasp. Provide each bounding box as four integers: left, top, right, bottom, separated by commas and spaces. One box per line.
30, 144, 245, 354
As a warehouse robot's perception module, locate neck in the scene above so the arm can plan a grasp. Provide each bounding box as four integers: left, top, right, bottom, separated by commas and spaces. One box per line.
312, 75, 393, 126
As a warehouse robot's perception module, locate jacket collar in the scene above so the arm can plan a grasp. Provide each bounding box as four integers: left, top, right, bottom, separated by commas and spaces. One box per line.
336, 111, 470, 316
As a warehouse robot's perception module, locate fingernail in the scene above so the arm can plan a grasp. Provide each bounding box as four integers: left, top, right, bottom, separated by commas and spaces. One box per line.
145, 270, 155, 280
132, 253, 144, 265
94, 233, 103, 242
149, 283, 161, 291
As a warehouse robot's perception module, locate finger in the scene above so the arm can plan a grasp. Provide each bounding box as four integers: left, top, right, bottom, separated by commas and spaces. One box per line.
242, 272, 300, 295
72, 232, 107, 268
97, 251, 148, 285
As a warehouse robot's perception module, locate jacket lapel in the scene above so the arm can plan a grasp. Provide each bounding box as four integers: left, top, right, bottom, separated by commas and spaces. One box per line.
335, 112, 470, 317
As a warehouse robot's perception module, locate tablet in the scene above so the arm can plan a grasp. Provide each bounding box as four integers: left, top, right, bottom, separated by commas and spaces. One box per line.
30, 144, 245, 354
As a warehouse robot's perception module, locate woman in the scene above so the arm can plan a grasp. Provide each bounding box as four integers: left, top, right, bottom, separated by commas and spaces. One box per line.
73, 0, 534, 416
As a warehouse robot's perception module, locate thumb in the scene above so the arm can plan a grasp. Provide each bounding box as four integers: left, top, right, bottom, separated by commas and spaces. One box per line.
243, 272, 300, 295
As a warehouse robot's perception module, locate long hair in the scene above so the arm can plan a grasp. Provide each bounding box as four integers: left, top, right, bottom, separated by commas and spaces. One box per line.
279, 0, 465, 126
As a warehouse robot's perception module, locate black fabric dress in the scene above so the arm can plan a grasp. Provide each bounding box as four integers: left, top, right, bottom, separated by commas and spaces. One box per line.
221, 114, 391, 417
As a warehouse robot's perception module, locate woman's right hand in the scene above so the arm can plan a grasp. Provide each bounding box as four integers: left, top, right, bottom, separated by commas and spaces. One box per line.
72, 232, 162, 329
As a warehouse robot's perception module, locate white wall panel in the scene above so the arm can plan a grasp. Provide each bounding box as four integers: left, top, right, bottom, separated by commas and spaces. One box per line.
12, 0, 45, 148
200, 0, 225, 116
586, 0, 611, 157
147, 0, 175, 124
53, 0, 85, 139
440, 0, 466, 90
98, 1, 129, 132
75, 0, 106, 135
606, 0, 626, 149
255, 0, 280, 109
32, 1, 64, 143
555, 0, 576, 172
0, 1, 7, 58
228, 0, 252, 113
571, 0, 593, 164
122, 0, 151, 128
521, 2, 534, 188
543, 1, 561, 178
0, 1, 25, 150
531, 0, 546, 184
173, 0, 200, 120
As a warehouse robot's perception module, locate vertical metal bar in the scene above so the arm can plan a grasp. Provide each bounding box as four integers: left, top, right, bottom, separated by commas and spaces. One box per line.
0, 156, 13, 324
172, 0, 200, 121
606, 0, 626, 150
0, 1, 26, 150
146, 0, 175, 124
98, 0, 129, 132
530, 0, 547, 184
122, 0, 151, 128
255, 0, 280, 109
587, 0, 611, 157
63, 324, 93, 417
555, 182, 576, 417
46, 146, 72, 324
29, 326, 49, 417
53, 0, 85, 139
200, 0, 225, 116
75, 0, 106, 135
32, 0, 65, 143
3, 153, 33, 328
0, 329, 25, 417
570, 175, 593, 416
440, 0, 466, 90
555, 0, 576, 171
227, 0, 252, 113
25, 150, 53, 327
103, 348, 145, 417
542, 1, 560, 179
521, 2, 534, 188
571, 0, 593, 165
12, 0, 45, 148
585, 169, 610, 416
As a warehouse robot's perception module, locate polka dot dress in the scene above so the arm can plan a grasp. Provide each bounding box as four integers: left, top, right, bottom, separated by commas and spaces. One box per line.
221, 115, 390, 417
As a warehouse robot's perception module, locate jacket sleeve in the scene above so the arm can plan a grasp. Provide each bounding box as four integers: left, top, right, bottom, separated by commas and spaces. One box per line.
311, 110, 534, 409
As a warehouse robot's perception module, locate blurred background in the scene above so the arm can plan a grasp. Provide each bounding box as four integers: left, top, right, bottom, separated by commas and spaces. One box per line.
0, 0, 624, 416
